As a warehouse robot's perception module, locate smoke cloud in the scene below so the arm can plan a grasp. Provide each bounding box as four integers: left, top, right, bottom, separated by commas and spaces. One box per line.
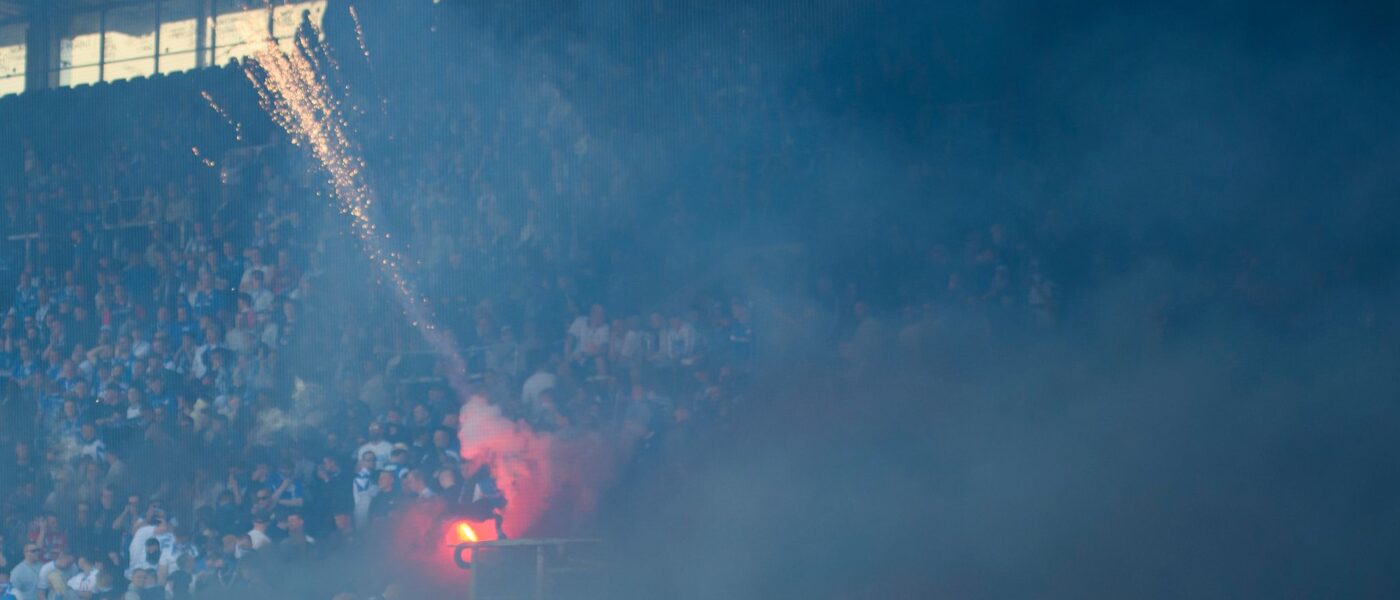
231, 0, 1400, 597
248, 378, 329, 445
457, 395, 616, 539
600, 281, 1400, 598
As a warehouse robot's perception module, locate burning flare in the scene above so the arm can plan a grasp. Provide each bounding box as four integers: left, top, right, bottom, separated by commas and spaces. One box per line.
457, 521, 479, 543
246, 23, 616, 548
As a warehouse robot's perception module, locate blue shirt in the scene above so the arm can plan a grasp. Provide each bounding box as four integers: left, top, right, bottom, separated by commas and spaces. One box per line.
189, 291, 216, 317
266, 473, 304, 502
12, 359, 39, 380
146, 392, 174, 412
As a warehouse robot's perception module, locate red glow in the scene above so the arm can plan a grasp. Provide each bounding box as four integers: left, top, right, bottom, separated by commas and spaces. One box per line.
457, 394, 618, 539
458, 396, 553, 538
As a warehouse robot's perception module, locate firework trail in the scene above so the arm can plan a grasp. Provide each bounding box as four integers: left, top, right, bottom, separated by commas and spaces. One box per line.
191, 146, 216, 168
244, 32, 470, 391
200, 90, 243, 141
349, 6, 373, 70
244, 25, 618, 541
342, 6, 388, 118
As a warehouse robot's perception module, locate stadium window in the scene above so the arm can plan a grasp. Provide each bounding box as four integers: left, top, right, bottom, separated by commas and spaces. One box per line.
40, 0, 328, 92
0, 22, 25, 97
103, 3, 158, 82
159, 0, 202, 73
58, 11, 102, 86
271, 1, 327, 52
213, 0, 271, 65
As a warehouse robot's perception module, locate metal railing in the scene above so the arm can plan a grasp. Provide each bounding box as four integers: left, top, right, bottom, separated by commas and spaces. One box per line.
453, 538, 605, 600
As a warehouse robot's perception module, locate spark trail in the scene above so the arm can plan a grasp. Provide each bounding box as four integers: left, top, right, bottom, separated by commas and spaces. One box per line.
200, 90, 243, 141
349, 6, 373, 69
191, 147, 216, 168
244, 32, 471, 391
242, 28, 606, 541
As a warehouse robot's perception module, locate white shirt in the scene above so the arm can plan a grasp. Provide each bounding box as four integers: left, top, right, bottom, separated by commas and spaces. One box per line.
126, 551, 162, 578
242, 265, 276, 291
521, 372, 556, 408
355, 440, 394, 469
619, 330, 652, 362
80, 437, 106, 462
68, 568, 100, 595
192, 344, 216, 379
660, 324, 697, 360
160, 542, 198, 575
128, 526, 174, 575
567, 317, 609, 359
248, 528, 272, 550
249, 288, 274, 314
352, 468, 379, 530
36, 561, 65, 593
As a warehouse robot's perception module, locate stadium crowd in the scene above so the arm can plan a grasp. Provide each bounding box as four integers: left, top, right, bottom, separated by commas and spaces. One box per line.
0, 3, 1066, 599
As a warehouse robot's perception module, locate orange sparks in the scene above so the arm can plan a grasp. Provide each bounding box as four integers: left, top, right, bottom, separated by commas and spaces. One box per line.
200, 90, 243, 141
245, 27, 471, 391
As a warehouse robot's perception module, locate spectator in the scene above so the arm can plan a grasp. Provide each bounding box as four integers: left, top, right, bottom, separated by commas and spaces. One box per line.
656, 315, 697, 366
91, 570, 118, 600
36, 550, 76, 600
566, 304, 609, 369
77, 424, 105, 463
367, 471, 401, 523
159, 526, 198, 579
266, 462, 304, 510
246, 516, 272, 551
65, 553, 103, 599
520, 360, 557, 412
166, 559, 194, 600
401, 470, 433, 501
277, 513, 314, 559
26, 515, 66, 563
616, 315, 653, 366
354, 424, 393, 471
386, 449, 410, 482
306, 456, 348, 535
126, 538, 162, 580
7, 544, 41, 600
321, 513, 355, 553
122, 568, 160, 600
350, 452, 378, 531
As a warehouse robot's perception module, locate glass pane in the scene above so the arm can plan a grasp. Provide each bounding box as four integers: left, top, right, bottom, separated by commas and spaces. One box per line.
213, 0, 270, 64
61, 12, 102, 70
0, 22, 24, 95
0, 76, 23, 97
271, 0, 326, 44
160, 50, 200, 73
105, 56, 156, 82
160, 0, 200, 54
104, 3, 158, 64
58, 66, 100, 87
160, 0, 201, 73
